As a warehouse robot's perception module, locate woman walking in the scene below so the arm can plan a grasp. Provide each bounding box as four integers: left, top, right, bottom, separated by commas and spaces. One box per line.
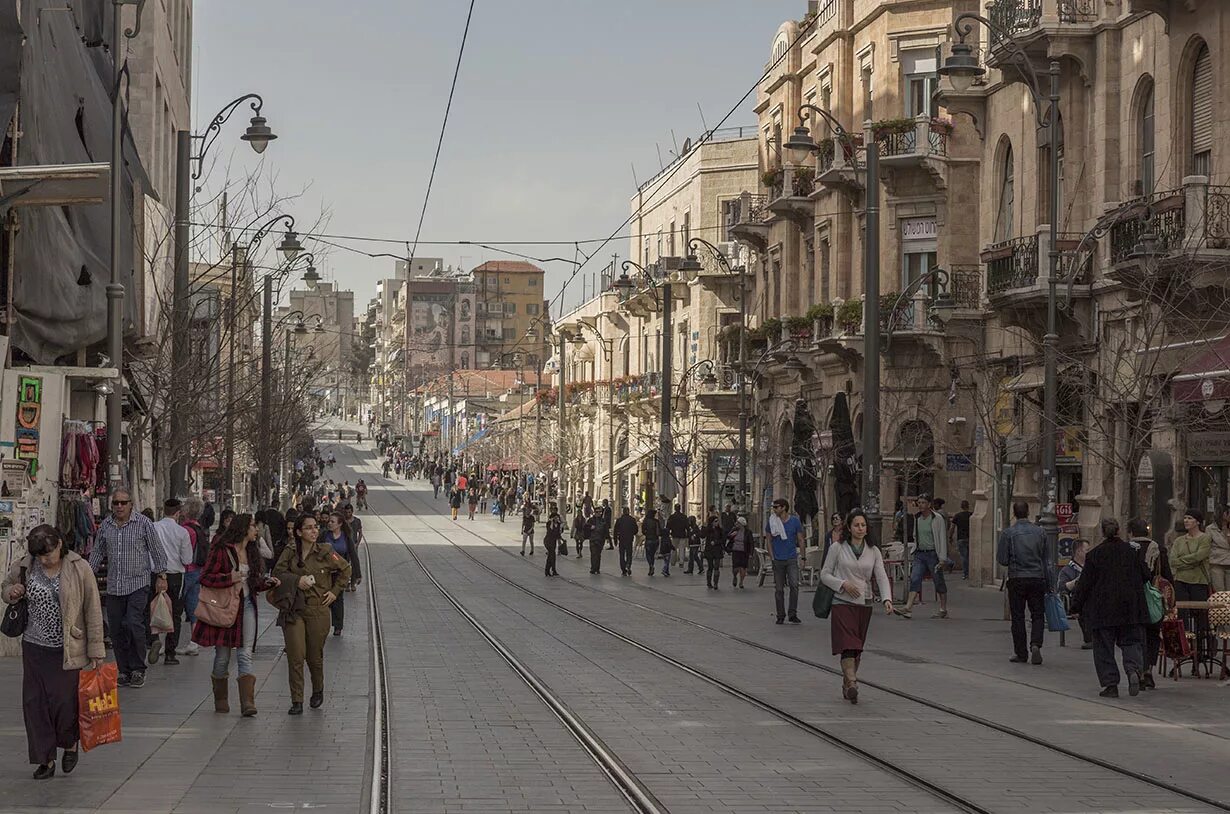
1170, 509, 1214, 669
4, 526, 103, 779
703, 514, 725, 589
273, 514, 350, 714
320, 511, 356, 636
819, 509, 894, 703
642, 509, 661, 576
520, 501, 537, 556
727, 515, 753, 589
467, 487, 480, 520
822, 512, 846, 563
543, 508, 563, 576
449, 487, 462, 521
192, 513, 277, 717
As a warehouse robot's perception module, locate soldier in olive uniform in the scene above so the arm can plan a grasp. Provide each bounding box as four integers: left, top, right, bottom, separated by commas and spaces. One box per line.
273, 514, 351, 715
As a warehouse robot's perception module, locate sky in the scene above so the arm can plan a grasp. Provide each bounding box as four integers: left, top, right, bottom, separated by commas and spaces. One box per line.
194, 0, 801, 317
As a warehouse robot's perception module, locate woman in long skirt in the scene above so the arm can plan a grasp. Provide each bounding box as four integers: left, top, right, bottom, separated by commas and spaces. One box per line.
819, 509, 894, 703
3, 525, 104, 778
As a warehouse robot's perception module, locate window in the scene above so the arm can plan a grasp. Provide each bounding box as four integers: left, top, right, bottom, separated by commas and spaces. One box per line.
903, 251, 937, 293
502, 327, 516, 340
1038, 113, 1064, 221
504, 276, 511, 284
805, 238, 816, 307
528, 277, 538, 287
1191, 43, 1213, 177
1137, 78, 1155, 194
995, 141, 1014, 242
460, 351, 469, 369
719, 199, 738, 242
861, 65, 874, 121
682, 211, 690, 251
526, 303, 539, 315
902, 49, 938, 118
819, 238, 831, 303
505, 302, 517, 315
460, 326, 471, 344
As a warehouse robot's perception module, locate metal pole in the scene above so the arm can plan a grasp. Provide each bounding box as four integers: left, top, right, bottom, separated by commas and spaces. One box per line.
862, 123, 882, 534
222, 243, 242, 510
557, 331, 567, 516
737, 262, 749, 511
106, 0, 126, 489
1040, 61, 1062, 570
283, 328, 292, 508
606, 340, 615, 505
168, 130, 192, 495
259, 275, 272, 508
659, 284, 674, 503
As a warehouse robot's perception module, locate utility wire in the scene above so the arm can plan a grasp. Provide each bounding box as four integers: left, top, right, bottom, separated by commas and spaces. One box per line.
406, 0, 477, 276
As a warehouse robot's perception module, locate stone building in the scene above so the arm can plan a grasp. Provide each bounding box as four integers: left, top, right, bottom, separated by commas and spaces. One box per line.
731, 0, 1230, 583
471, 260, 547, 369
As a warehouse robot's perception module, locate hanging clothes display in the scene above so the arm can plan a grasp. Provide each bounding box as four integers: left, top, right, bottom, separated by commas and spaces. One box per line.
60, 420, 102, 490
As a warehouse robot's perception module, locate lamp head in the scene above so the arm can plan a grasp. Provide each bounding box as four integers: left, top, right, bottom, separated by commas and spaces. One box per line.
278, 229, 303, 262
785, 124, 818, 165
930, 288, 957, 325
1129, 231, 1164, 262
611, 273, 634, 292
302, 264, 321, 286
678, 253, 703, 275
241, 115, 277, 155
939, 41, 985, 94
294, 320, 308, 334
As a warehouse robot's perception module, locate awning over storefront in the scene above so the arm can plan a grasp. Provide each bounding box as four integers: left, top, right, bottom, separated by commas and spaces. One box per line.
451, 427, 490, 455
596, 452, 651, 485
1172, 335, 1230, 403
1004, 365, 1046, 393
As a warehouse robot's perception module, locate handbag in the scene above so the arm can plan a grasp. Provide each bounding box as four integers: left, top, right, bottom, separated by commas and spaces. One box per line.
811, 547, 834, 619
1144, 582, 1165, 624
196, 582, 240, 628
78, 662, 122, 751
1, 567, 29, 638
1044, 592, 1070, 632
149, 590, 175, 633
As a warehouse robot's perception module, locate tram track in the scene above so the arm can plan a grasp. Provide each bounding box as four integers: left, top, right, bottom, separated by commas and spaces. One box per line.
366, 469, 1230, 814
363, 479, 990, 814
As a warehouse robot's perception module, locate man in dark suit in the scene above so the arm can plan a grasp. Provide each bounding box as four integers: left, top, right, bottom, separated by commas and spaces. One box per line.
1071, 518, 1153, 698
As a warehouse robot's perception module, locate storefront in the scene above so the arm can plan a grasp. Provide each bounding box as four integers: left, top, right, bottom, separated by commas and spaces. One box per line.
707, 450, 740, 511
1185, 431, 1230, 515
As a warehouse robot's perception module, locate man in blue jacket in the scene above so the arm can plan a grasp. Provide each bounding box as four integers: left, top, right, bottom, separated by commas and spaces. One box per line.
997, 501, 1049, 665
764, 498, 806, 624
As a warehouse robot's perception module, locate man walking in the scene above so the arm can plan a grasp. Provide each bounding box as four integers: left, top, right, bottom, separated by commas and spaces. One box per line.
900, 495, 949, 619
666, 504, 689, 569
90, 489, 168, 688
587, 512, 607, 574
951, 499, 973, 579
614, 507, 638, 577
764, 498, 805, 624
1071, 518, 1152, 697
997, 501, 1049, 664
1127, 517, 1170, 689
149, 498, 193, 666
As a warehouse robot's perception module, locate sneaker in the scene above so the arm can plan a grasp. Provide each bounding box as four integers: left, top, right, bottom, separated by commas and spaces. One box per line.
1009, 655, 1028, 663
932, 610, 948, 619
788, 615, 802, 624
776, 617, 785, 625
117, 672, 131, 687
1128, 672, 1141, 696
1099, 686, 1119, 698
1030, 645, 1043, 665
147, 639, 162, 665
163, 655, 180, 666
129, 671, 146, 688
178, 642, 200, 656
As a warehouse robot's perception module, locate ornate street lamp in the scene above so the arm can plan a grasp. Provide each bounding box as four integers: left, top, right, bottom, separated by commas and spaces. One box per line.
942, 12, 1064, 566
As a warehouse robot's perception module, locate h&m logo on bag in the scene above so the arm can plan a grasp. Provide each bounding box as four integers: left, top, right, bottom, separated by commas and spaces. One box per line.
87, 689, 119, 715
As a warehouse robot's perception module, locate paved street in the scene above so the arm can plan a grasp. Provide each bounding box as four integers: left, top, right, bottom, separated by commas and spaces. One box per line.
5, 438, 1230, 813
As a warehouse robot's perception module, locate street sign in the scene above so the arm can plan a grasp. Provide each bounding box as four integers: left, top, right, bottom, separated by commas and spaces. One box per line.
945, 453, 972, 472
672, 452, 690, 468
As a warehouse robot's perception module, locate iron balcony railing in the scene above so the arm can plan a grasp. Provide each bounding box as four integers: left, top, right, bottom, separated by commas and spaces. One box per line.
984, 232, 1090, 294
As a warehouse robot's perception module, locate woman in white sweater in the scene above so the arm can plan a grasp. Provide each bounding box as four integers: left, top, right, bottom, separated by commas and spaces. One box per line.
819, 509, 894, 703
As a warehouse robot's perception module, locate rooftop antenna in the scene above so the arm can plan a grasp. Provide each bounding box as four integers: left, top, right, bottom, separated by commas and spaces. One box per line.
697, 103, 710, 138
654, 142, 665, 170
670, 129, 680, 159
631, 162, 640, 189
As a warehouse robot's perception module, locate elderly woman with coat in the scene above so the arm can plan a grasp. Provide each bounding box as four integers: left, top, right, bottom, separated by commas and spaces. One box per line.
3, 525, 104, 779
1070, 518, 1153, 698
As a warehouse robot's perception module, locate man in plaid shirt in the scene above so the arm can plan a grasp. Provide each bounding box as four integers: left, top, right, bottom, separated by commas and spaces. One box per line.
90, 488, 167, 688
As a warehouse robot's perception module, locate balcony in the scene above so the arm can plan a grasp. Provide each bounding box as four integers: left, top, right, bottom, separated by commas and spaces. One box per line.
693, 363, 741, 419
871, 117, 951, 192
727, 191, 774, 252
983, 227, 1092, 335
766, 166, 815, 228
1107, 177, 1230, 304
814, 136, 863, 195
984, 0, 1104, 86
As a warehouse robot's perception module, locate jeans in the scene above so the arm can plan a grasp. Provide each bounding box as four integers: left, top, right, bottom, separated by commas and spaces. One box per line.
182, 569, 201, 625
685, 546, 702, 573
660, 545, 671, 576
618, 540, 633, 574
909, 549, 947, 595
957, 540, 970, 579
589, 540, 604, 572
671, 537, 686, 565
106, 586, 149, 676
330, 591, 345, 632
1006, 577, 1047, 657
645, 541, 659, 573
1093, 624, 1143, 688
211, 598, 257, 678
772, 558, 800, 619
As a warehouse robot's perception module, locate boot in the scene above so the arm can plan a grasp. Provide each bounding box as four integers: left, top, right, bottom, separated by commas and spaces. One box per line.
238, 674, 258, 717
839, 657, 857, 702
211, 675, 230, 714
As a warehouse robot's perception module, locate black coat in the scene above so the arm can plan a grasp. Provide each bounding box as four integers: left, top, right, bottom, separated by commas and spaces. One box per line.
614, 514, 639, 544
1070, 537, 1152, 629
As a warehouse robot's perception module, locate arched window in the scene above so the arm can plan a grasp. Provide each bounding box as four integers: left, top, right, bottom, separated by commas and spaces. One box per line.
1190, 43, 1213, 177
1136, 77, 1155, 194
1038, 111, 1064, 220
995, 141, 1015, 242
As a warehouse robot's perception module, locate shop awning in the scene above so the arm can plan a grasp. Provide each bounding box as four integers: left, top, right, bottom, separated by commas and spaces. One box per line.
452, 427, 490, 455
1004, 365, 1046, 392
596, 451, 650, 484
1172, 335, 1230, 403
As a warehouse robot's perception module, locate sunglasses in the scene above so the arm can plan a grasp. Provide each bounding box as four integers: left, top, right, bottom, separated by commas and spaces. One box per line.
111, 500, 131, 506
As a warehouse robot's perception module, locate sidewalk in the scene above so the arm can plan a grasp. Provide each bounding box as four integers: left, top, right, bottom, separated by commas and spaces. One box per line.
0, 594, 372, 813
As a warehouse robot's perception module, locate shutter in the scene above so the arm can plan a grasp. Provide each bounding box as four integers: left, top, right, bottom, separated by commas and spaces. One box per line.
1191, 45, 1213, 154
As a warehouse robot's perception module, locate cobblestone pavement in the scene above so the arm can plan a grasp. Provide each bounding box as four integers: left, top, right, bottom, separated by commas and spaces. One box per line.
7, 439, 1230, 813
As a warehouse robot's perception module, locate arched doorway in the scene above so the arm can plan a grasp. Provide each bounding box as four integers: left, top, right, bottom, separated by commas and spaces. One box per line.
887, 419, 935, 507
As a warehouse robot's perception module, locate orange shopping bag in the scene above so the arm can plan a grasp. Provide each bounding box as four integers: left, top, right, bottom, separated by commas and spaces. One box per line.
78, 662, 122, 751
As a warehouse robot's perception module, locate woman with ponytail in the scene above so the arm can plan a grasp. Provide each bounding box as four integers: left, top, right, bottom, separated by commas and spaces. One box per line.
272, 513, 350, 715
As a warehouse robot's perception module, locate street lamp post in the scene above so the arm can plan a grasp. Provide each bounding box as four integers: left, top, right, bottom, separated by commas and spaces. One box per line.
170, 94, 278, 496
785, 104, 882, 529
940, 16, 1063, 570
567, 327, 615, 505
681, 238, 747, 509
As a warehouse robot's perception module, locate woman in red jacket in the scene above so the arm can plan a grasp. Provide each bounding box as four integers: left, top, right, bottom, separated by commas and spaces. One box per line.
192, 514, 277, 717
